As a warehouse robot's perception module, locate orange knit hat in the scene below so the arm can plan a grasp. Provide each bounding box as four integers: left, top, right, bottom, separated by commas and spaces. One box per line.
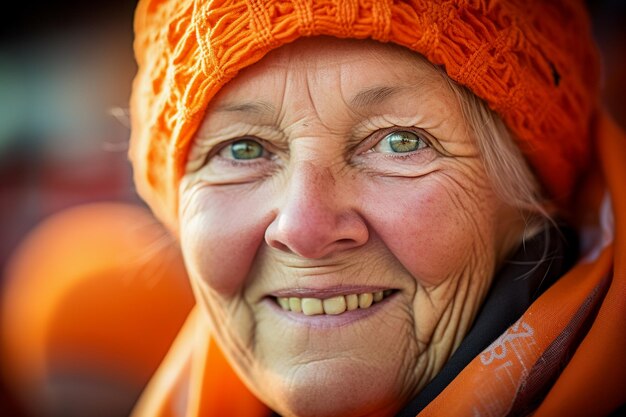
130, 0, 600, 227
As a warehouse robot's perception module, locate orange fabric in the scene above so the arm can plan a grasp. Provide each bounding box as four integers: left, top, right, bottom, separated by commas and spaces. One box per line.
0, 203, 195, 410
129, 111, 626, 417
131, 307, 268, 417
533, 112, 626, 416
130, 0, 599, 228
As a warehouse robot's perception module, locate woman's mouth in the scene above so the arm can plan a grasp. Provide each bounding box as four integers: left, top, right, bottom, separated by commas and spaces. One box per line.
273, 289, 395, 316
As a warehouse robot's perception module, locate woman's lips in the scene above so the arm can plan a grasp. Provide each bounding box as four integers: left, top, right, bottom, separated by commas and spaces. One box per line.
270, 289, 396, 316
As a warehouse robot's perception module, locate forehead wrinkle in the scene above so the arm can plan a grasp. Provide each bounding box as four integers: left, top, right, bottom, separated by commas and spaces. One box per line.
277, 65, 353, 139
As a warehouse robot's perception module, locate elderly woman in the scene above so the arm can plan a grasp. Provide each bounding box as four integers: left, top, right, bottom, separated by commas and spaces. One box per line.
125, 0, 626, 416
4, 1, 621, 417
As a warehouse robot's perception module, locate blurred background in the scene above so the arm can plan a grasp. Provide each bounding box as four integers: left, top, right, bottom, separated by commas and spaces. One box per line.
0, 0, 624, 416
0, 2, 196, 416
0, 0, 140, 272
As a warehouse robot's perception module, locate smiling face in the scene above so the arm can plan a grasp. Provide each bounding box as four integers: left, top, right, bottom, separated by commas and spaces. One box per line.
179, 37, 525, 417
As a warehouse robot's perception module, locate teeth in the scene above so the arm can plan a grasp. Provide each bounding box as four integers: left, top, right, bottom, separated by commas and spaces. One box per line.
358, 293, 373, 309
301, 298, 323, 316
278, 297, 290, 310
276, 291, 393, 315
289, 297, 302, 313
346, 294, 359, 311
323, 296, 346, 315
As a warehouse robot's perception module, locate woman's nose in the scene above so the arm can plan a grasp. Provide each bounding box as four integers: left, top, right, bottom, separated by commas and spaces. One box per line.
265, 162, 369, 259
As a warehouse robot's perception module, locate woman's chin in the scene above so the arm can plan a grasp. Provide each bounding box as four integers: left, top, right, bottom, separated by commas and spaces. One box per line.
258, 359, 409, 417
242, 297, 423, 416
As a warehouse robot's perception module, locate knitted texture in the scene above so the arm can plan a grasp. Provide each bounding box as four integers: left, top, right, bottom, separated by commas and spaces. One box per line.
130, 0, 600, 227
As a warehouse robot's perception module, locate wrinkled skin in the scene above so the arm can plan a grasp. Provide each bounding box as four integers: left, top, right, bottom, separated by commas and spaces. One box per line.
179, 37, 525, 417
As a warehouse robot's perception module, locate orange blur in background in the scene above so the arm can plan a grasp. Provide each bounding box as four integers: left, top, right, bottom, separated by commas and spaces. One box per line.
0, 1, 624, 416
0, 2, 194, 416
1, 203, 193, 417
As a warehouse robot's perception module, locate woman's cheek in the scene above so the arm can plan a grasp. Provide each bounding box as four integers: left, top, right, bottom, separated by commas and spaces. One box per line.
363, 176, 492, 287
179, 187, 272, 296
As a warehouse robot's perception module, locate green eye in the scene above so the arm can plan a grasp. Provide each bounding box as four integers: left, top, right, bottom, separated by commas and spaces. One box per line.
382, 131, 426, 153
229, 139, 265, 160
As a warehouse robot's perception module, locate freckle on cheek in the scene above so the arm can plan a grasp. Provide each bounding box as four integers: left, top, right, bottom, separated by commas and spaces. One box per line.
370, 183, 474, 286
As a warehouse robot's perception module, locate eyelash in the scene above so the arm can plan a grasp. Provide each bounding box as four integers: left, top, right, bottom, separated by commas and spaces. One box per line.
219, 158, 269, 168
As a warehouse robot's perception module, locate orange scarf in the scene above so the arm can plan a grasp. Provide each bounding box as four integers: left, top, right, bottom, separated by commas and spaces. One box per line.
131, 111, 625, 416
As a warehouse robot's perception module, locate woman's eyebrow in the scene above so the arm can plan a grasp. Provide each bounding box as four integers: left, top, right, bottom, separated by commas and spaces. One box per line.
213, 100, 276, 115
349, 85, 409, 110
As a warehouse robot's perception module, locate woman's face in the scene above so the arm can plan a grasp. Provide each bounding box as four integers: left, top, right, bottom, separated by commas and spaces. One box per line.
180, 38, 524, 417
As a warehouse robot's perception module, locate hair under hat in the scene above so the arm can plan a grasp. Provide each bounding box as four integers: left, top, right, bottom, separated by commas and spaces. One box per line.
130, 0, 600, 227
